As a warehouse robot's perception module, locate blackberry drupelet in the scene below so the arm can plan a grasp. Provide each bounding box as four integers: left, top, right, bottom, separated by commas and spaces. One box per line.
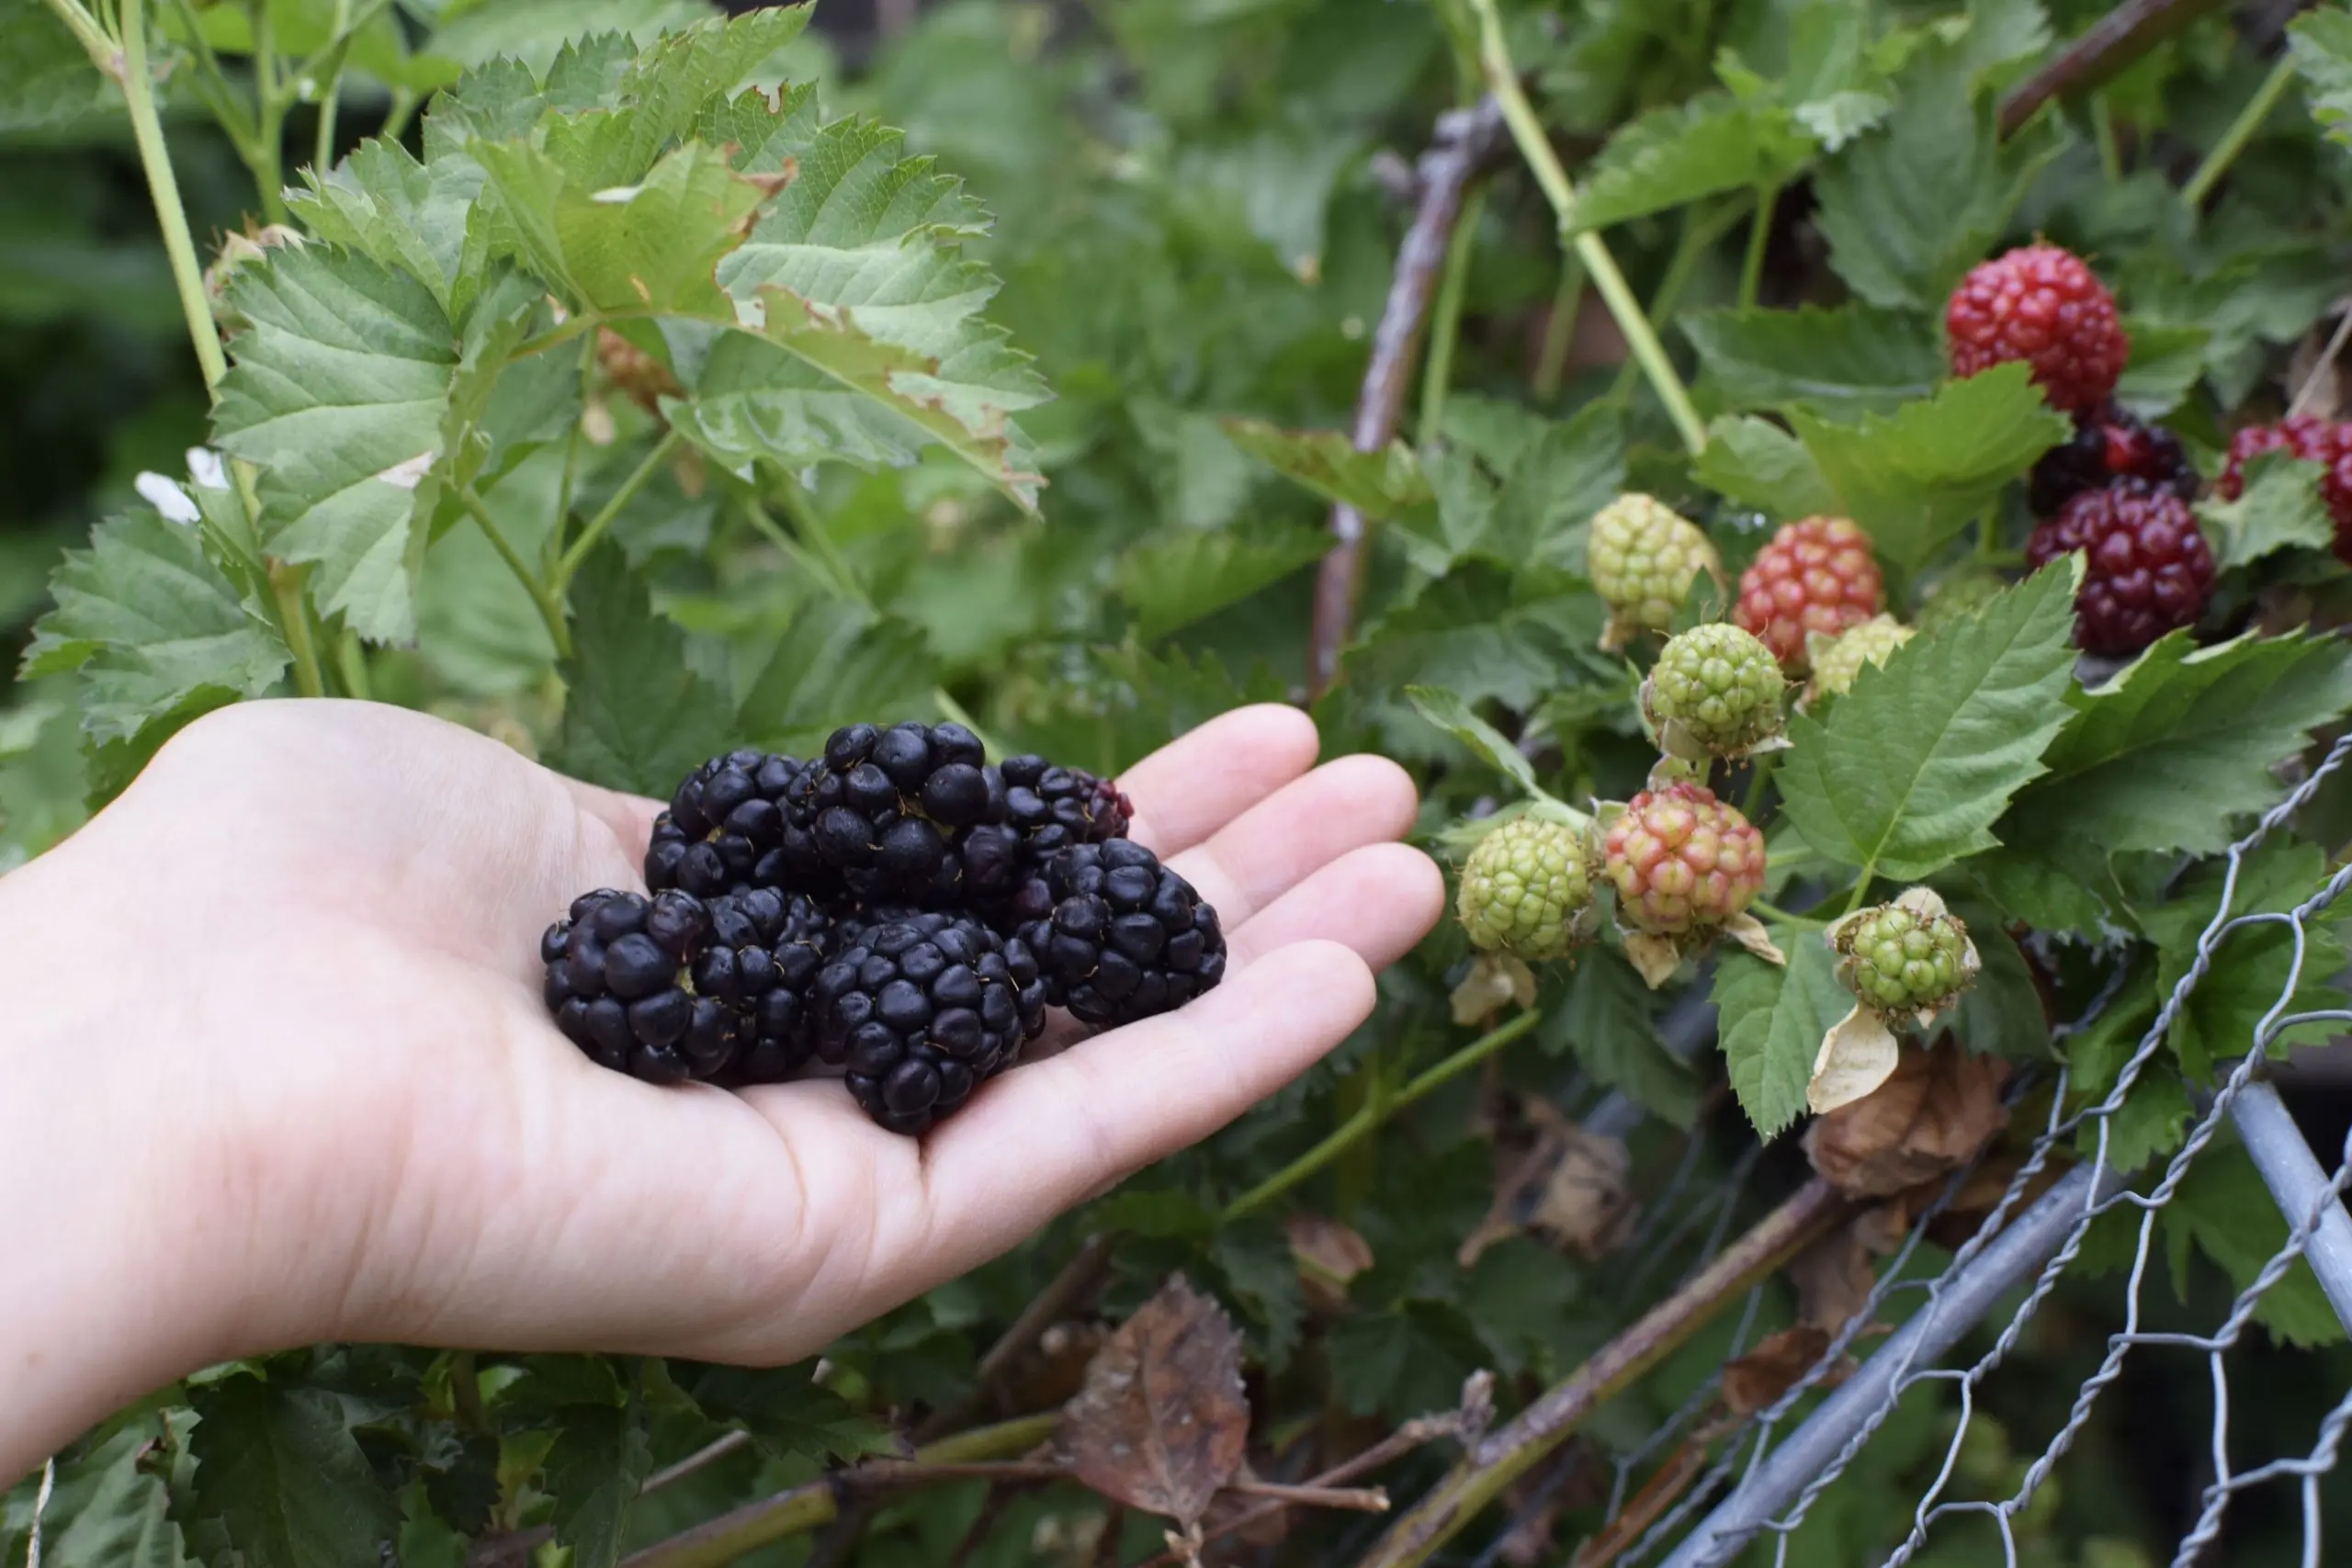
645, 750, 808, 898
2027, 403, 2198, 518
986, 754, 1136, 929
1020, 840, 1227, 1030
812, 911, 1047, 1134
785, 722, 1017, 907
690, 888, 836, 1083
540, 888, 720, 1085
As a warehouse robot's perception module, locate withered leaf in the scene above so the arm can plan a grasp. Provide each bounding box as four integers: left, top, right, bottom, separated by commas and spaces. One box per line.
1788, 1220, 1879, 1333
1722, 1325, 1848, 1415
1286, 1214, 1375, 1316
1056, 1274, 1250, 1526
1459, 1101, 1634, 1266
1804, 1038, 2008, 1199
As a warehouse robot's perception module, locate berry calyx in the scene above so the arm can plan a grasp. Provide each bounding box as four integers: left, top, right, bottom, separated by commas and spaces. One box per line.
1587, 493, 1723, 645
2028, 402, 2199, 518
1600, 783, 1767, 935
1806, 615, 1915, 700
1456, 814, 1595, 960
1643, 623, 1786, 756
1829, 892, 1977, 1020
1945, 243, 2128, 417
2024, 478, 2214, 656
2218, 416, 2352, 563
1734, 516, 1886, 671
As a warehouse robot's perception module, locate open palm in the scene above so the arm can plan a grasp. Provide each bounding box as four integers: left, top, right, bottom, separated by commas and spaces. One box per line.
27, 698, 1440, 1375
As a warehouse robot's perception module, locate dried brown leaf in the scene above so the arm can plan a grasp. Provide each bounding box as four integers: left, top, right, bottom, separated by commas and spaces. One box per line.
1459, 1103, 1635, 1266
1722, 1325, 1848, 1416
1057, 1275, 1250, 1526
1286, 1215, 1374, 1316
1788, 1221, 1879, 1333
1804, 1038, 2009, 1199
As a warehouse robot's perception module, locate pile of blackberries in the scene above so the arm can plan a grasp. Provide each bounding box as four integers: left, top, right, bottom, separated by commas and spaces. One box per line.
538, 722, 1227, 1134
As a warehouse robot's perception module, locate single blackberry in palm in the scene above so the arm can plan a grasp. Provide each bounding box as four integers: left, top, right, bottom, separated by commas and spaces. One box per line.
540, 888, 723, 1085
1020, 840, 1226, 1030
813, 911, 1048, 1135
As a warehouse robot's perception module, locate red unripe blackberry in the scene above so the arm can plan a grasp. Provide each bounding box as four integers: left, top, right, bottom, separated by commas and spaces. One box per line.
1946, 243, 2128, 416
1734, 517, 1886, 671
2025, 479, 2214, 656
1600, 783, 1766, 935
2219, 416, 2352, 563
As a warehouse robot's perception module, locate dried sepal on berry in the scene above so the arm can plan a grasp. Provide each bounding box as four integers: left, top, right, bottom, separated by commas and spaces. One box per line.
1809, 888, 1982, 1116
1451, 952, 1539, 1024
1640, 622, 1791, 761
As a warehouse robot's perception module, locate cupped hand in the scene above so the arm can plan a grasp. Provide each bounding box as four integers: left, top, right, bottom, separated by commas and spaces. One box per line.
0, 698, 1440, 1477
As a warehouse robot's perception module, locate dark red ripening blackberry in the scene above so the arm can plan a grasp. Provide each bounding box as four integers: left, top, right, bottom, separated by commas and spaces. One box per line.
2025, 478, 2215, 656
2027, 403, 2199, 517
645, 750, 808, 899
812, 910, 1047, 1135
689, 888, 835, 1083
785, 722, 1022, 908
541, 888, 726, 1085
1020, 840, 1226, 1031
2219, 416, 2352, 563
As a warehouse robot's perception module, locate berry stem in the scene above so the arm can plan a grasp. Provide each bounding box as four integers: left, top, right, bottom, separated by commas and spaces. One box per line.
1222, 1010, 1540, 1219
555, 427, 684, 588
1738, 751, 1779, 819
2184, 54, 2298, 209
1737, 182, 1778, 309
1417, 186, 1486, 447
1840, 872, 1875, 918
1531, 248, 1586, 400
1747, 897, 1823, 929
1465, 0, 1708, 456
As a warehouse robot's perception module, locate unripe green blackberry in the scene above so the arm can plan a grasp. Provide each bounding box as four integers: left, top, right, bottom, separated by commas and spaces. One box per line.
1588, 494, 1722, 643
1457, 815, 1594, 959
1831, 896, 1976, 1018
1643, 623, 1785, 756
1807, 615, 1915, 700
1916, 570, 2006, 635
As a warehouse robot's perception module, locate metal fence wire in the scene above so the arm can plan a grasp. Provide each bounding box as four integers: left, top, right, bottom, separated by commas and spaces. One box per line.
1574, 728, 2352, 1568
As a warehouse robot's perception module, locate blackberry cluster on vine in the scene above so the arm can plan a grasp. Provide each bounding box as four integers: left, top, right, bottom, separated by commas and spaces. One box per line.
540, 722, 1227, 1134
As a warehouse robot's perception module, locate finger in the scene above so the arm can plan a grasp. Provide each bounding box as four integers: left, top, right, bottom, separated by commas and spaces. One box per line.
1162, 753, 1421, 929
1121, 705, 1320, 857
561, 777, 666, 870
1227, 841, 1444, 973
912, 941, 1375, 1266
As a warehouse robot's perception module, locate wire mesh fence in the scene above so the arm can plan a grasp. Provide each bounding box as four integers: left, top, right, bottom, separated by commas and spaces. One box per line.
1548, 730, 2352, 1568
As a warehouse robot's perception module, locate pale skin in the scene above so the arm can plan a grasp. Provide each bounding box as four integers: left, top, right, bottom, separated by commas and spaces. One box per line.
0, 699, 1442, 1485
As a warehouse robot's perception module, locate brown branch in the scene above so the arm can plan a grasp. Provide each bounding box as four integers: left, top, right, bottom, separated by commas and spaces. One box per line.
1996, 0, 2231, 137
912, 1230, 1116, 1443
1227, 1478, 1391, 1512
1308, 96, 1508, 698
1353, 1178, 1852, 1568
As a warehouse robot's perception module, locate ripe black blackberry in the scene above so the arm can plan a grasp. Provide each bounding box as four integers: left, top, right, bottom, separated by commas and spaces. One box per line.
541, 888, 729, 1085
784, 722, 1019, 908
2027, 403, 2198, 517
1020, 840, 1226, 1030
645, 750, 808, 899
689, 887, 836, 1083
812, 911, 1048, 1134
985, 755, 1137, 930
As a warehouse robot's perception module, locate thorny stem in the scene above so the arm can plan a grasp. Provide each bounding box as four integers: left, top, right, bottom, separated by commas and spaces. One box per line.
458, 487, 574, 659
2183, 55, 2299, 209
1418, 186, 1487, 446
1468, 0, 1707, 456
119, 0, 230, 390
1223, 1010, 1541, 1219
1532, 249, 1586, 400
1355, 1179, 1850, 1568
1737, 183, 1778, 309
557, 428, 684, 587
617, 1414, 1062, 1568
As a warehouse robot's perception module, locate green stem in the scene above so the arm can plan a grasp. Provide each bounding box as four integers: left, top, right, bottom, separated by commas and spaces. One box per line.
334, 626, 370, 699
379, 87, 420, 144
1738, 182, 1778, 308
2184, 56, 2297, 209
458, 487, 574, 660
1748, 898, 1824, 928
773, 476, 872, 610
1418, 186, 1486, 446
1223, 1011, 1540, 1220
269, 563, 327, 698
1532, 250, 1586, 400
1841, 871, 1875, 917
119, 0, 229, 389
449, 1351, 484, 1433
2090, 93, 2122, 183
40, 0, 112, 68
548, 336, 598, 573
1467, 0, 1706, 456
247, 3, 289, 222
1609, 196, 1744, 404
169, 0, 261, 152
311, 0, 349, 175
1739, 750, 1779, 819
555, 429, 682, 588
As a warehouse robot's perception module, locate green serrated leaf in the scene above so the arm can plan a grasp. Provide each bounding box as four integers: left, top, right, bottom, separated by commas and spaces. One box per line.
1491, 402, 1624, 565
536, 9, 815, 188
551, 547, 734, 795
1325, 1302, 1491, 1420
21, 509, 288, 745
1349, 567, 1601, 713
541, 1404, 653, 1568
2197, 451, 2336, 570
1114, 525, 1329, 643
1713, 932, 1845, 1137
1544, 953, 1698, 1127
2138, 842, 2348, 1071
1938, 889, 2047, 1057
1221, 420, 1433, 520
1683, 304, 1941, 416
2111, 319, 2212, 418
187, 1373, 402, 1568
1778, 560, 2079, 880
1215, 1219, 1306, 1373
1570, 94, 1816, 234
734, 597, 939, 756
670, 1364, 896, 1462
292, 140, 486, 317
5, 1422, 187, 1568
1694, 414, 1838, 518
2290, 8, 2352, 149
425, 0, 714, 73
2006, 630, 2352, 857
1405, 685, 1544, 800
2165, 1142, 2346, 1348
1792, 363, 2070, 574
210, 245, 459, 642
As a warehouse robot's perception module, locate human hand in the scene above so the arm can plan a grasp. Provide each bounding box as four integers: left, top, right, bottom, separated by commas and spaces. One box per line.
0, 699, 1441, 1480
